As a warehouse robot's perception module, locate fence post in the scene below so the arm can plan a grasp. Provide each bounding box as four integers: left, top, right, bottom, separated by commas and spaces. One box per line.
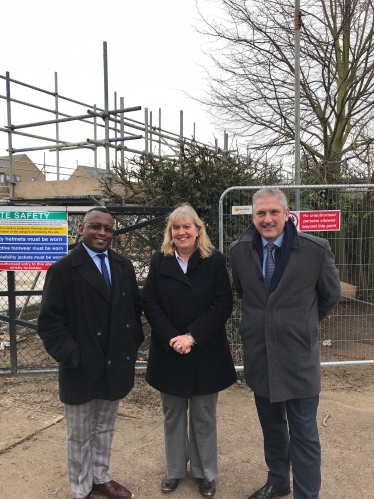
7, 271, 17, 376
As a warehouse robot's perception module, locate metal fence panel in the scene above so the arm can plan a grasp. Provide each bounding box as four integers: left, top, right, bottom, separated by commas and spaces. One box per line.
0, 209, 167, 376
219, 184, 374, 367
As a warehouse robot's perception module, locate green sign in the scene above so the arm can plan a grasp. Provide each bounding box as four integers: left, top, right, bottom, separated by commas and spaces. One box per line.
0, 211, 66, 220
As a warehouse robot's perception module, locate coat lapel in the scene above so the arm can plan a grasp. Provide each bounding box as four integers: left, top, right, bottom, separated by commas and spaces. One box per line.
108, 249, 128, 312
71, 243, 111, 303
158, 253, 192, 286
186, 249, 202, 278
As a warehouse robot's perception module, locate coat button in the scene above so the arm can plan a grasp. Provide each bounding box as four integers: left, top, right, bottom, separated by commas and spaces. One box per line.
126, 356, 130, 360
127, 324, 130, 328
259, 277, 264, 282
123, 292, 126, 296
107, 360, 111, 365
97, 331, 101, 336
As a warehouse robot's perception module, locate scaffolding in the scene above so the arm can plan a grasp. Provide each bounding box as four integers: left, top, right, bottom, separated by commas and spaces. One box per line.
0, 41, 226, 199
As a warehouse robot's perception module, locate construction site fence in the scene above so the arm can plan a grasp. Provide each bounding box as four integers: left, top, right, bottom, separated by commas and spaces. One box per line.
219, 184, 374, 368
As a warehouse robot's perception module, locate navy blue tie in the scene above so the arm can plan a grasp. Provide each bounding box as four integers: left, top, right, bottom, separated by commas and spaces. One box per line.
265, 243, 276, 290
97, 253, 112, 293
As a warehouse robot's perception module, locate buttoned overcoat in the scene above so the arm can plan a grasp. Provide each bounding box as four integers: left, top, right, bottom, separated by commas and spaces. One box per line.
230, 223, 341, 403
143, 249, 237, 398
38, 243, 144, 405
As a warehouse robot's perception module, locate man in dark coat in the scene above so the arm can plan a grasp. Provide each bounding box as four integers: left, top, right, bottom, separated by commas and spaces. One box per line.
230, 188, 341, 499
38, 207, 143, 499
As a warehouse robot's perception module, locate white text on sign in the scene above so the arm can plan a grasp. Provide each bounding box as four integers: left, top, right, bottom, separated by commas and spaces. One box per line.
289, 211, 341, 231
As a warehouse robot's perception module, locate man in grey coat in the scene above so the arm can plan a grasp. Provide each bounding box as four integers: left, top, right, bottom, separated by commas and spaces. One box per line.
230, 188, 341, 499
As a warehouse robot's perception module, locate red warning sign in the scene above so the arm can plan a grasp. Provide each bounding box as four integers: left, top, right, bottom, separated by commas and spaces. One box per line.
289, 211, 340, 232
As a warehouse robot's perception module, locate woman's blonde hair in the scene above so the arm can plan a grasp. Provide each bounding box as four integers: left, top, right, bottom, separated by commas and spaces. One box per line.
161, 204, 214, 258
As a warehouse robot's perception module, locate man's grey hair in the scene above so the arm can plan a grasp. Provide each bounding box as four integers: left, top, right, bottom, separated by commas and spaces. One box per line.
252, 188, 289, 211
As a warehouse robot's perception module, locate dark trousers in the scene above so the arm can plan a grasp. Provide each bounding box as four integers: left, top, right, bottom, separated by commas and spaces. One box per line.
254, 393, 321, 499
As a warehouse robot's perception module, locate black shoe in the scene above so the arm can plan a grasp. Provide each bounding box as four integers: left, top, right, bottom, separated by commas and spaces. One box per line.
161, 476, 179, 493
199, 478, 216, 497
247, 483, 291, 499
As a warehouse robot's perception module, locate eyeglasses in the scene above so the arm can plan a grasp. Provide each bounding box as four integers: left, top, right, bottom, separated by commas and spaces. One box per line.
83, 222, 115, 234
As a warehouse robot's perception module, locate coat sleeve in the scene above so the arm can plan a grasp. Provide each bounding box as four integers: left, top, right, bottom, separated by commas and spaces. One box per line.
142, 252, 181, 350
317, 240, 341, 321
37, 264, 80, 369
187, 251, 233, 347
126, 258, 144, 348
230, 243, 243, 299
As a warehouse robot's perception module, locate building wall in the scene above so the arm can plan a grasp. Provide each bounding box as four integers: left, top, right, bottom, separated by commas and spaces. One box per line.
70, 165, 90, 178
13, 177, 104, 198
13, 155, 46, 182
70, 165, 109, 178
0, 154, 45, 183
13, 177, 127, 199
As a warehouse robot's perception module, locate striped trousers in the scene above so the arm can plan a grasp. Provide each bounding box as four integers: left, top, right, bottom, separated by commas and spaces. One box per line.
64, 399, 119, 499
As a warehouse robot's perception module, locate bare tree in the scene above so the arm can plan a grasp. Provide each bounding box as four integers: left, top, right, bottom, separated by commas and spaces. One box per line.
196, 0, 374, 178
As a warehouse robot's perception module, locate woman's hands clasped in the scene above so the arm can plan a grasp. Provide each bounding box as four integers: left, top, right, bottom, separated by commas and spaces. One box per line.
170, 334, 193, 354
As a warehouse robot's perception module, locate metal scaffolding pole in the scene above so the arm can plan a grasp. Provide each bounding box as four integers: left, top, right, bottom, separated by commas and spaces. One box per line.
16, 143, 88, 153
103, 41, 110, 171
114, 92, 118, 166
55, 72, 60, 180
144, 107, 149, 153
120, 97, 124, 169
158, 108, 162, 157
94, 104, 98, 169
180, 110, 183, 157
294, 1, 301, 210
150, 111, 153, 155
0, 73, 104, 109
0, 93, 113, 131
102, 114, 181, 143
12, 113, 96, 130
7, 271, 17, 375
87, 106, 141, 118
0, 44, 218, 182
5, 72, 14, 198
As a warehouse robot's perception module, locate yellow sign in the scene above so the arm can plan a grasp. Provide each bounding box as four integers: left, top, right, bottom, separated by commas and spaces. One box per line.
0, 226, 68, 234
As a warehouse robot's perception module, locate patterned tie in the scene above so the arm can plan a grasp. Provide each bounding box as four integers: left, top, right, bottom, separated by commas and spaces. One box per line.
97, 253, 112, 293
265, 242, 276, 290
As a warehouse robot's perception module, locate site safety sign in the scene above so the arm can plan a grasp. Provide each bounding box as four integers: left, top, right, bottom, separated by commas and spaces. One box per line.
0, 209, 68, 271
289, 210, 341, 231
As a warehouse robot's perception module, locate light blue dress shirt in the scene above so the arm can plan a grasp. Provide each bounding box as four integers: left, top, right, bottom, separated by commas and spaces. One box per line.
82, 243, 112, 284
261, 233, 284, 276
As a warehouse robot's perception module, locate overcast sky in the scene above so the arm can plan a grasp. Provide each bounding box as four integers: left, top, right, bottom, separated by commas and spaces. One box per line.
1, 0, 224, 179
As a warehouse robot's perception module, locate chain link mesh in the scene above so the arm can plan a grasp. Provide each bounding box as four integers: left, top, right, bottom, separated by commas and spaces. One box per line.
220, 185, 374, 366
0, 212, 166, 373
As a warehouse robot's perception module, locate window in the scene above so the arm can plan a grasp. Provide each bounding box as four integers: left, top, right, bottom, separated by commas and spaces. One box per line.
0, 174, 21, 182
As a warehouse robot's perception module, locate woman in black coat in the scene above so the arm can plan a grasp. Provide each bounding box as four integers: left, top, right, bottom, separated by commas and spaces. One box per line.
142, 204, 236, 498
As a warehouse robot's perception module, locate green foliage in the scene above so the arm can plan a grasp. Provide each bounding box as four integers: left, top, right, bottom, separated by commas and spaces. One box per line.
104, 142, 282, 246
109, 143, 254, 208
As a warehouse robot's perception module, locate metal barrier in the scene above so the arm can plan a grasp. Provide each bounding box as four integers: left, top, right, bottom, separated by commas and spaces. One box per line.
3, 187, 374, 376
219, 184, 374, 367
0, 206, 170, 377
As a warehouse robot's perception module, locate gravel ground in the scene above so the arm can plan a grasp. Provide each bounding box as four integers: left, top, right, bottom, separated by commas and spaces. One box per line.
0, 366, 373, 499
